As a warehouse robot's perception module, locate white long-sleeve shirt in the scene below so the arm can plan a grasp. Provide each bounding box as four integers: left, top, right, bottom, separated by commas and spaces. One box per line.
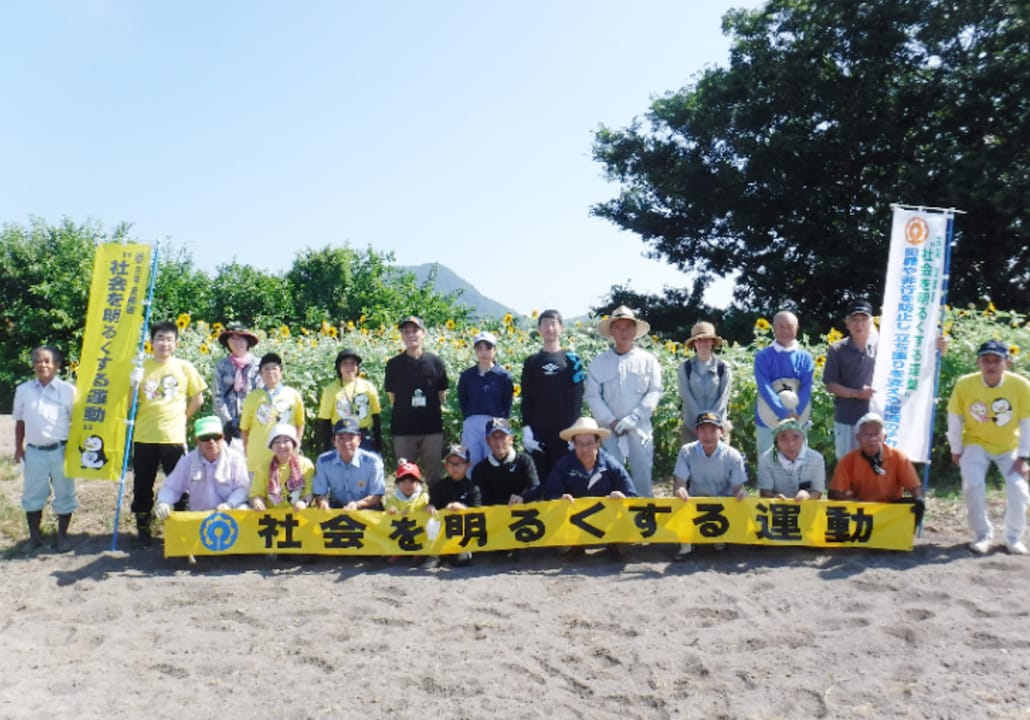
585, 347, 663, 428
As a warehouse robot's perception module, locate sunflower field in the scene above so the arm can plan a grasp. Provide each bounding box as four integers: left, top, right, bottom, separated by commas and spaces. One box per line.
146, 304, 1028, 493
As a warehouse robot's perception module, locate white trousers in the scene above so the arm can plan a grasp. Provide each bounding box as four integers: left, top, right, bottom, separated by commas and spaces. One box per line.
602, 429, 654, 498
959, 444, 1029, 545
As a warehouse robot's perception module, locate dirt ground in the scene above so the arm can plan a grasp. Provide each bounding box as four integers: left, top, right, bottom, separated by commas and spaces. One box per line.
2, 416, 1029, 719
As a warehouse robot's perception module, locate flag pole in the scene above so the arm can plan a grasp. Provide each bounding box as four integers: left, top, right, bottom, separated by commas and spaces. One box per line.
111, 241, 160, 551
920, 212, 958, 498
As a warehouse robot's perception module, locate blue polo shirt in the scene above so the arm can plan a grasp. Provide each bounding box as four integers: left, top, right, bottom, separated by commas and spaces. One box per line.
313, 448, 385, 506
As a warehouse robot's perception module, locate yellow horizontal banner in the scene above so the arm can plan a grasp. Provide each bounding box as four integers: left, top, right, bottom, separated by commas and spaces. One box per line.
162, 497, 916, 557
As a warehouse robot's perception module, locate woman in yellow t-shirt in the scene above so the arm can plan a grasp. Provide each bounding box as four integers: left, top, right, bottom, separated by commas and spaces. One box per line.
316, 348, 383, 453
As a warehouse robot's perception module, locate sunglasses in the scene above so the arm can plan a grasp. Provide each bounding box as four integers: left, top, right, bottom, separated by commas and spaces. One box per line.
197, 434, 222, 443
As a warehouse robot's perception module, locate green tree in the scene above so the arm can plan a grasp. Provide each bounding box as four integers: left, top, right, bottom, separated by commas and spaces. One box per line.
209, 261, 291, 328
0, 217, 102, 409
592, 0, 1029, 330
151, 244, 214, 322
285, 245, 470, 329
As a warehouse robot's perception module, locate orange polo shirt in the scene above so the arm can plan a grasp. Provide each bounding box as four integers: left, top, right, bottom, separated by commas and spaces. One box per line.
829, 444, 920, 502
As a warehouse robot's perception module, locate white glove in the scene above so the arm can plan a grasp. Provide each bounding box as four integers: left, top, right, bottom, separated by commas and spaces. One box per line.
522, 426, 542, 453
154, 502, 172, 520
129, 366, 144, 388
215, 503, 231, 512
614, 412, 640, 435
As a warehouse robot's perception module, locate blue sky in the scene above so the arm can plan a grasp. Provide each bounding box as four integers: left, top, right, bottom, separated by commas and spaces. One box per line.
2, 1, 761, 317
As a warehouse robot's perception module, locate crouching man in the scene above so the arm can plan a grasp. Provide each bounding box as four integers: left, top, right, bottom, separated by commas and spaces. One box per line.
154, 415, 252, 521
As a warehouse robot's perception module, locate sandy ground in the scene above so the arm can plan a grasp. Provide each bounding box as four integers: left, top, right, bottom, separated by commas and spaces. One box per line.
1, 416, 1029, 720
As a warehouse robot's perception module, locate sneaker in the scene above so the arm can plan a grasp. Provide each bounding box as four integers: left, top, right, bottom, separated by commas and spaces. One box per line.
1005, 541, 1028, 556
604, 544, 626, 560
560, 546, 585, 561
673, 543, 693, 561
969, 538, 991, 555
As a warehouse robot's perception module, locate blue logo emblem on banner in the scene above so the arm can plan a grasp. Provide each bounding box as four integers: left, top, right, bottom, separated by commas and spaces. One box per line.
199, 512, 239, 551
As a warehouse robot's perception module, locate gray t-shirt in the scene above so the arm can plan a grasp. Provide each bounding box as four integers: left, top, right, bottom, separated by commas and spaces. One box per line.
757, 446, 826, 497
673, 441, 747, 496
823, 337, 876, 424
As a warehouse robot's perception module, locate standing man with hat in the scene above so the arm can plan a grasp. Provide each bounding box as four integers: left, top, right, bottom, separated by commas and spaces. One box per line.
13, 345, 77, 551
384, 315, 449, 485
458, 330, 514, 472
677, 321, 732, 443
316, 348, 382, 454
520, 309, 586, 480
947, 340, 1030, 555
212, 323, 263, 449
153, 416, 251, 521
823, 300, 878, 459
585, 306, 663, 497
313, 417, 386, 510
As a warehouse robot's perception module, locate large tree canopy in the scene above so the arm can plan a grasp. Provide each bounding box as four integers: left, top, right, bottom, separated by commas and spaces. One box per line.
593, 0, 1028, 329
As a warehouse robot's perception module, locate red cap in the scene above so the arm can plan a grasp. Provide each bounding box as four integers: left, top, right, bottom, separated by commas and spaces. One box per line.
396, 459, 423, 481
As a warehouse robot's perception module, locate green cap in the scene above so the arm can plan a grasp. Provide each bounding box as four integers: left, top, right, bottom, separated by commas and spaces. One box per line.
193, 416, 223, 438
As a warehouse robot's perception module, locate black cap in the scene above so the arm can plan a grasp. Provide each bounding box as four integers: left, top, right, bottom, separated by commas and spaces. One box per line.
333, 417, 362, 435
977, 339, 1009, 358
695, 411, 723, 429
846, 300, 873, 317
398, 315, 426, 331
485, 417, 513, 435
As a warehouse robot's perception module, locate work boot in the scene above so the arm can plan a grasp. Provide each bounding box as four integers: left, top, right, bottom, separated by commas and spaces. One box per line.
56, 513, 73, 553
134, 513, 153, 549
26, 511, 44, 550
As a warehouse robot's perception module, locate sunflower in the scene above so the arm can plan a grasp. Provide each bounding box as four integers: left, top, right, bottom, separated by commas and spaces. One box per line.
211, 321, 224, 336
530, 309, 539, 319
513, 383, 521, 397
144, 340, 153, 354
175, 313, 191, 331
754, 317, 771, 331
1010, 345, 1021, 356
816, 355, 826, 368
502, 313, 513, 326
445, 319, 456, 331
346, 321, 355, 331
664, 341, 679, 354
199, 343, 210, 355
278, 325, 291, 339
826, 328, 844, 344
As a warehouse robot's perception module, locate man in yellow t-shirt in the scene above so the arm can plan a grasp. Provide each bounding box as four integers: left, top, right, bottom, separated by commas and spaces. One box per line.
130, 321, 207, 547
240, 352, 305, 475
947, 340, 1030, 555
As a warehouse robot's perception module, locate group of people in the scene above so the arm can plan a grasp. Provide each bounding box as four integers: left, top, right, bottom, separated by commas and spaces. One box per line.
11, 300, 1030, 559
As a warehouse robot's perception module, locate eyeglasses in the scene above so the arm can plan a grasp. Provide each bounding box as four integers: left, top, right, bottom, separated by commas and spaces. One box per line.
197, 435, 222, 443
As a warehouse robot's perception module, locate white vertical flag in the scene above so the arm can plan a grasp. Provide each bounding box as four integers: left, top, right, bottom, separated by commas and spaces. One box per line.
870, 208, 951, 461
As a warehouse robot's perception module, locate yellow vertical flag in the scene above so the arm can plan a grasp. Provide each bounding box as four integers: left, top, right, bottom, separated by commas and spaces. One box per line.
64, 244, 153, 480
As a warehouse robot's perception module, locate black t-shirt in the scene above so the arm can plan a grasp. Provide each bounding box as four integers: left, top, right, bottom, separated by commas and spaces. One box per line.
429, 477, 482, 508
520, 350, 584, 434
472, 452, 540, 505
384, 351, 449, 435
